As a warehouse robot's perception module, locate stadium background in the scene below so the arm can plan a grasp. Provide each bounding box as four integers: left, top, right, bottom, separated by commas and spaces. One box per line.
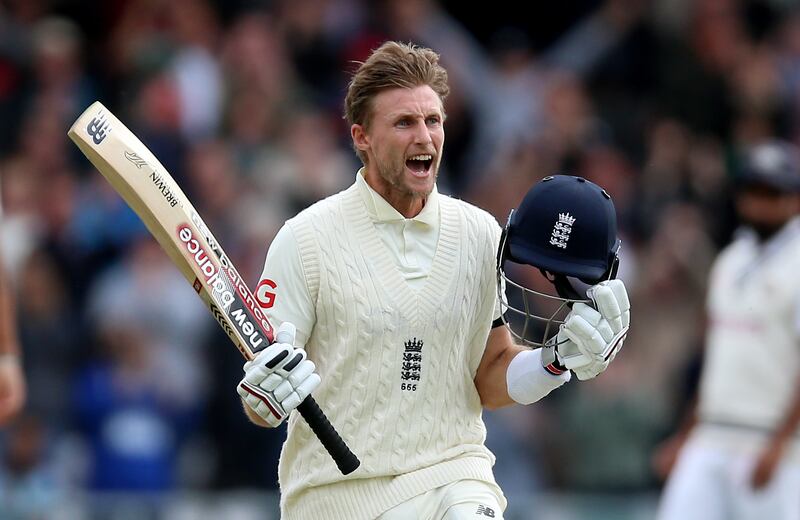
0, 0, 795, 517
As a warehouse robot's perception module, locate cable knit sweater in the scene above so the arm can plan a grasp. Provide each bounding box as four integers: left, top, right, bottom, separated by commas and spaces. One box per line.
277, 182, 504, 520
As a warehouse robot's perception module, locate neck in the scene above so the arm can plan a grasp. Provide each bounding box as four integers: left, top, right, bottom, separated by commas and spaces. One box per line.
364, 168, 427, 218
748, 220, 788, 243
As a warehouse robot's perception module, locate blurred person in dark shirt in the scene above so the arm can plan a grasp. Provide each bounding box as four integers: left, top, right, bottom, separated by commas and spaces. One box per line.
15, 248, 81, 428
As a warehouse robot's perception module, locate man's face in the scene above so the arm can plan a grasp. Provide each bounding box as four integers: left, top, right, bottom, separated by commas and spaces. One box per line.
736, 184, 800, 238
352, 85, 444, 201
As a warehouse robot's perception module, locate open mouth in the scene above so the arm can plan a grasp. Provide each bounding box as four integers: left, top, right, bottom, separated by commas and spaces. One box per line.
406, 154, 433, 177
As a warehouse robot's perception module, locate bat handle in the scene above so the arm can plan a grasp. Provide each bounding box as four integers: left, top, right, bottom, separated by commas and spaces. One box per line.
297, 396, 360, 475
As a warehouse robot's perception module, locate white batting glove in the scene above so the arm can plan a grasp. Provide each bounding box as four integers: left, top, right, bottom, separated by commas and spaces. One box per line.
237, 322, 321, 427
556, 279, 630, 381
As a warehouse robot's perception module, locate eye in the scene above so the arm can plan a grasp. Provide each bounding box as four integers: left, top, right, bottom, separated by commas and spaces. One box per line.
396, 118, 411, 128
425, 116, 441, 126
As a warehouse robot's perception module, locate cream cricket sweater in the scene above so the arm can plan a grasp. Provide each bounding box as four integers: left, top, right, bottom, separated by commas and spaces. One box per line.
276, 182, 504, 520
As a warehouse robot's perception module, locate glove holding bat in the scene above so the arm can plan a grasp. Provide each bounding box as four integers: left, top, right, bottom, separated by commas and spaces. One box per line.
238, 322, 321, 427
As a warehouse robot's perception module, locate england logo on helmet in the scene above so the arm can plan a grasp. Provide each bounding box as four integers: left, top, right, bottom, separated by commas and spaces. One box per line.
497, 175, 621, 348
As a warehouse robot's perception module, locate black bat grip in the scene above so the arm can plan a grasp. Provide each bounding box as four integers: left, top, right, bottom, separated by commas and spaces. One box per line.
297, 396, 360, 475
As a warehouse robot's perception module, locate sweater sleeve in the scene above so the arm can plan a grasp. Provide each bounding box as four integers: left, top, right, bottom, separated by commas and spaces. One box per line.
258, 223, 317, 346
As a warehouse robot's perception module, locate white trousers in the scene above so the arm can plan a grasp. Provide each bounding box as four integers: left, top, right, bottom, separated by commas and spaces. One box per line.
377, 479, 505, 520
658, 434, 800, 520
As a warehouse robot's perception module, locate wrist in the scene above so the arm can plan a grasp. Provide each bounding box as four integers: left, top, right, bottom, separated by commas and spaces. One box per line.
544, 357, 567, 376
540, 339, 567, 376
240, 396, 275, 428
507, 349, 571, 405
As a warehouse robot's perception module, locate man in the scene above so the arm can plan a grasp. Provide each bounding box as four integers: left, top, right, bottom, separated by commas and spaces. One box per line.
237, 41, 630, 519
657, 140, 800, 520
0, 246, 25, 425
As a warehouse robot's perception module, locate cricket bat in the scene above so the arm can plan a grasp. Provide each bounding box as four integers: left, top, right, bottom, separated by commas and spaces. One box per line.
68, 101, 360, 475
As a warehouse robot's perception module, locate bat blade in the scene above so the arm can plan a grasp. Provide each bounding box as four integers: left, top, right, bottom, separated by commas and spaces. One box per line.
68, 101, 360, 475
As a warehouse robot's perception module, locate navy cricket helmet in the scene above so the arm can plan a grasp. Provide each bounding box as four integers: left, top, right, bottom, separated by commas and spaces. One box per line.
497, 175, 621, 347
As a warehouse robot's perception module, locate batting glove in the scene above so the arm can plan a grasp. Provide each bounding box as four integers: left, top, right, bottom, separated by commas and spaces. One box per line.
237, 322, 321, 427
555, 279, 630, 381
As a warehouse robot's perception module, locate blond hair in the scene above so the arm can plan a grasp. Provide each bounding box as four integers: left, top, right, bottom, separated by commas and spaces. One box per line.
344, 41, 449, 162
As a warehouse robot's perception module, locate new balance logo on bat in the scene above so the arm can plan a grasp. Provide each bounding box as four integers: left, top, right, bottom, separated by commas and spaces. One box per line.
178, 225, 235, 310
86, 112, 111, 144
230, 308, 264, 350
181, 225, 268, 354
189, 210, 274, 344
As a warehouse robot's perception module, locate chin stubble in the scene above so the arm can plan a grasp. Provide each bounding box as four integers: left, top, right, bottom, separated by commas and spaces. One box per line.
377, 158, 436, 197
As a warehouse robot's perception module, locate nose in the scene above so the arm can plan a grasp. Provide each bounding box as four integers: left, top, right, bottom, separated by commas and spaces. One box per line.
412, 120, 433, 145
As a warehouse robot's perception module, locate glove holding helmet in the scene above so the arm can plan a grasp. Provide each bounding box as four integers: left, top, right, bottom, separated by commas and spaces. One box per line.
498, 175, 630, 384
554, 279, 630, 380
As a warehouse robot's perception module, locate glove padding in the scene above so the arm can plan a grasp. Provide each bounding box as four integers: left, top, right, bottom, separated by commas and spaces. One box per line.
557, 279, 630, 381
237, 322, 321, 427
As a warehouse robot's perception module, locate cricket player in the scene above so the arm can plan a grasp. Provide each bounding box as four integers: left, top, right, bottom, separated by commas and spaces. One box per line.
657, 140, 800, 520
237, 41, 630, 520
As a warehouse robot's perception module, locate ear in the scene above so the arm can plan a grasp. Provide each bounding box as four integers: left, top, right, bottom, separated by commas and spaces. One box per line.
351, 124, 370, 154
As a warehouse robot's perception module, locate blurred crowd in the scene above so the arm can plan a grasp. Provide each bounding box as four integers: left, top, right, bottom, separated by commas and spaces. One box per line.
1, 0, 798, 516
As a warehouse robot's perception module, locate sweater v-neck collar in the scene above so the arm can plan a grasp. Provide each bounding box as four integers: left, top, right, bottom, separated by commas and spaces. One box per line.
342, 182, 459, 324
